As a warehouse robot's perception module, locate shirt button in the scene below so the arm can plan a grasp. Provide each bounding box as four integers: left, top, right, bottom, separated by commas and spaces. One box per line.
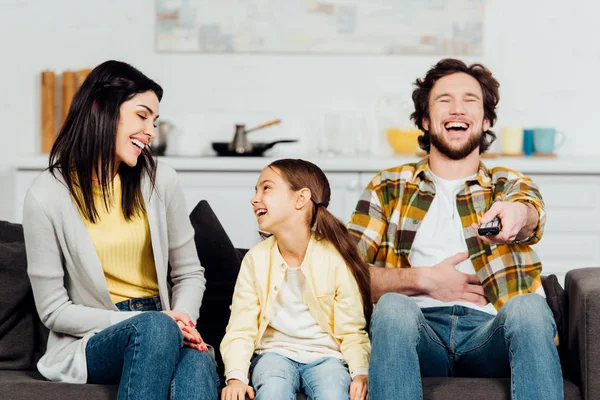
413, 219, 419, 224
274, 286, 279, 291
263, 315, 268, 320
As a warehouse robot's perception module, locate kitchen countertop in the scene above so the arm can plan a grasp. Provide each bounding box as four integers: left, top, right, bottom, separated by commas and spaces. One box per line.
15, 154, 600, 174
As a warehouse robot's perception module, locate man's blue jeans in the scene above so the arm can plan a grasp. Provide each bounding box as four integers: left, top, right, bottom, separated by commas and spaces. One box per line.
86, 298, 219, 400
250, 352, 352, 400
368, 293, 563, 400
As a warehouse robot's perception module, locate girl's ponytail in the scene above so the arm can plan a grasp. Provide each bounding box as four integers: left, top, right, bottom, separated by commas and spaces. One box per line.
312, 203, 372, 323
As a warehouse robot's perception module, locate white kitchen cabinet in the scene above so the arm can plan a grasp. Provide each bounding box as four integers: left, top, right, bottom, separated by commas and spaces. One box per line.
527, 175, 600, 283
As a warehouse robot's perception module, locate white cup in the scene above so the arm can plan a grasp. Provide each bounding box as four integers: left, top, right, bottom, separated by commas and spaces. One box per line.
500, 127, 524, 155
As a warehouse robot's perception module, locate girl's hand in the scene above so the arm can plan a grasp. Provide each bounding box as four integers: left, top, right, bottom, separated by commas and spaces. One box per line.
221, 379, 255, 400
350, 375, 368, 400
162, 310, 207, 352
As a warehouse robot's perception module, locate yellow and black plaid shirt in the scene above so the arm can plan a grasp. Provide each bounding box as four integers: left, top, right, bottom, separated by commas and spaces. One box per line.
348, 158, 546, 311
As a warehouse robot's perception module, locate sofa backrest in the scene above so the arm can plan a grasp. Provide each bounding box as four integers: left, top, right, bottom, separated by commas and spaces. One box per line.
0, 221, 47, 370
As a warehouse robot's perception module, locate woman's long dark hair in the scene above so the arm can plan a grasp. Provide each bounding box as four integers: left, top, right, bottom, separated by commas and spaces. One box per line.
49, 60, 163, 223
268, 159, 373, 323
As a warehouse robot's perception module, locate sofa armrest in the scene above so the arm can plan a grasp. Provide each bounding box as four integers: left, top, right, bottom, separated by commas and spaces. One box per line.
565, 267, 600, 399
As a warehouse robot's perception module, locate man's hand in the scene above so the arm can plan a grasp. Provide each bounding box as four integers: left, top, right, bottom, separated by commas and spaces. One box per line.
471, 201, 538, 244
350, 375, 368, 400
422, 252, 488, 306
221, 379, 255, 400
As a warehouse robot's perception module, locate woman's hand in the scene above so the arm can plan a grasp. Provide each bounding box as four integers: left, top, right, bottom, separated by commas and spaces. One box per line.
180, 324, 208, 352
221, 379, 255, 400
350, 375, 368, 400
162, 310, 207, 352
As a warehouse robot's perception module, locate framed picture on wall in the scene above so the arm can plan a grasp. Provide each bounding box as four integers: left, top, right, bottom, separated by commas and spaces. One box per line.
155, 0, 484, 55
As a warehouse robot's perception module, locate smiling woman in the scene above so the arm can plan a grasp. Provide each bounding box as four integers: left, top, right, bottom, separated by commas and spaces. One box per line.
22, 60, 219, 400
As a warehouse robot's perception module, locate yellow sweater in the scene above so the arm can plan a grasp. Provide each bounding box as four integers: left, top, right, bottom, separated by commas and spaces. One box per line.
78, 175, 159, 304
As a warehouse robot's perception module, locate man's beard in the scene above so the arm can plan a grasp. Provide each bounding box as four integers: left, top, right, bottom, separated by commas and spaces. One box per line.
429, 127, 483, 160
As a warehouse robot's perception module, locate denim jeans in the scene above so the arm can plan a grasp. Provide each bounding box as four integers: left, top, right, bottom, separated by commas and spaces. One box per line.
250, 352, 351, 400
86, 296, 219, 400
368, 293, 563, 400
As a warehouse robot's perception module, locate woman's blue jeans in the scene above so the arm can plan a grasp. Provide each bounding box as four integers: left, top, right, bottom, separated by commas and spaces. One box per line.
368, 293, 563, 400
85, 296, 219, 400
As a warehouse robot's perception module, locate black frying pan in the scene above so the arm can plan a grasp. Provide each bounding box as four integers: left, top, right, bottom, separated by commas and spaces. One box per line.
212, 140, 298, 157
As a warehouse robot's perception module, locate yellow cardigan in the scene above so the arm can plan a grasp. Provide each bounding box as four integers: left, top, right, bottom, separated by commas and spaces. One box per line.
220, 234, 370, 381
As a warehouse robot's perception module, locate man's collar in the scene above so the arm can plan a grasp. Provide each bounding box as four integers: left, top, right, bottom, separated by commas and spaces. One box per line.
473, 161, 493, 188
414, 157, 492, 188
413, 157, 430, 182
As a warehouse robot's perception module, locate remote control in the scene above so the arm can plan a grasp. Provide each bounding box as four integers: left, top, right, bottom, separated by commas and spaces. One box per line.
478, 217, 501, 236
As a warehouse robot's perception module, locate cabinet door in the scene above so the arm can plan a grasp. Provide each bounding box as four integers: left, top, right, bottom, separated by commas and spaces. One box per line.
177, 172, 261, 250
528, 175, 600, 283
325, 172, 363, 224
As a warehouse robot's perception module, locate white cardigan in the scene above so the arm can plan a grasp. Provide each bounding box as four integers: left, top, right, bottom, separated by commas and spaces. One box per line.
22, 161, 206, 383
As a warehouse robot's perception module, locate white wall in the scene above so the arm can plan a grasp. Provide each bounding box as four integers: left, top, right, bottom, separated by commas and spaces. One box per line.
1, 0, 599, 221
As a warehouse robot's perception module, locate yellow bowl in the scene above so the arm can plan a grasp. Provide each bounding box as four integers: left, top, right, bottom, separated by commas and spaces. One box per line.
386, 128, 422, 154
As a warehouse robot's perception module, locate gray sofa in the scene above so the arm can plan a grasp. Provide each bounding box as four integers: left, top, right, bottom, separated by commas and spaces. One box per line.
1, 204, 598, 399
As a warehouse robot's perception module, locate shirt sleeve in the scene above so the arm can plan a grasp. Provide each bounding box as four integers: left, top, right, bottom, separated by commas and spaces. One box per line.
347, 176, 389, 265
225, 369, 249, 385
164, 170, 206, 323
495, 175, 546, 245
220, 254, 261, 380
333, 261, 371, 376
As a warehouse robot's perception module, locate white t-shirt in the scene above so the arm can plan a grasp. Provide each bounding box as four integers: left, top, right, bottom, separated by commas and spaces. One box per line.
256, 266, 344, 363
408, 171, 497, 315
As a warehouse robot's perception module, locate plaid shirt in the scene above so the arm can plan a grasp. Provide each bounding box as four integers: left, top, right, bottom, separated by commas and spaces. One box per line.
348, 158, 546, 311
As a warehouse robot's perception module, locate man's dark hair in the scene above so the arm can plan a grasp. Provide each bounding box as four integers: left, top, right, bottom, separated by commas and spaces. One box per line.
410, 58, 500, 154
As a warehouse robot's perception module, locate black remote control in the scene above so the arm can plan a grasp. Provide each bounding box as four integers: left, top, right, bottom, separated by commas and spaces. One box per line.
478, 217, 501, 236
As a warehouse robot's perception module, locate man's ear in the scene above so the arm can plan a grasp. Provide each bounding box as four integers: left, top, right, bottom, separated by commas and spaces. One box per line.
295, 188, 312, 210
422, 117, 430, 131
483, 118, 490, 132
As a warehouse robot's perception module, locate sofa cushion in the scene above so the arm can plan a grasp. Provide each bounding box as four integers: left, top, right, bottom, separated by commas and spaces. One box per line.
420, 377, 580, 400
189, 200, 244, 285
189, 200, 245, 384
542, 274, 568, 370
542, 274, 567, 337
0, 221, 39, 370
0, 220, 24, 243
0, 370, 117, 399
0, 371, 580, 400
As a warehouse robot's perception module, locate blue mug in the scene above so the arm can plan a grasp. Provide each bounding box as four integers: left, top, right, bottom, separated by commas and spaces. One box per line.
523, 129, 535, 156
533, 128, 565, 154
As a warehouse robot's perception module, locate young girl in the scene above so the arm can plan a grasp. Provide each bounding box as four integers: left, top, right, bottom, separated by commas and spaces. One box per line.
22, 60, 218, 399
220, 159, 372, 400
